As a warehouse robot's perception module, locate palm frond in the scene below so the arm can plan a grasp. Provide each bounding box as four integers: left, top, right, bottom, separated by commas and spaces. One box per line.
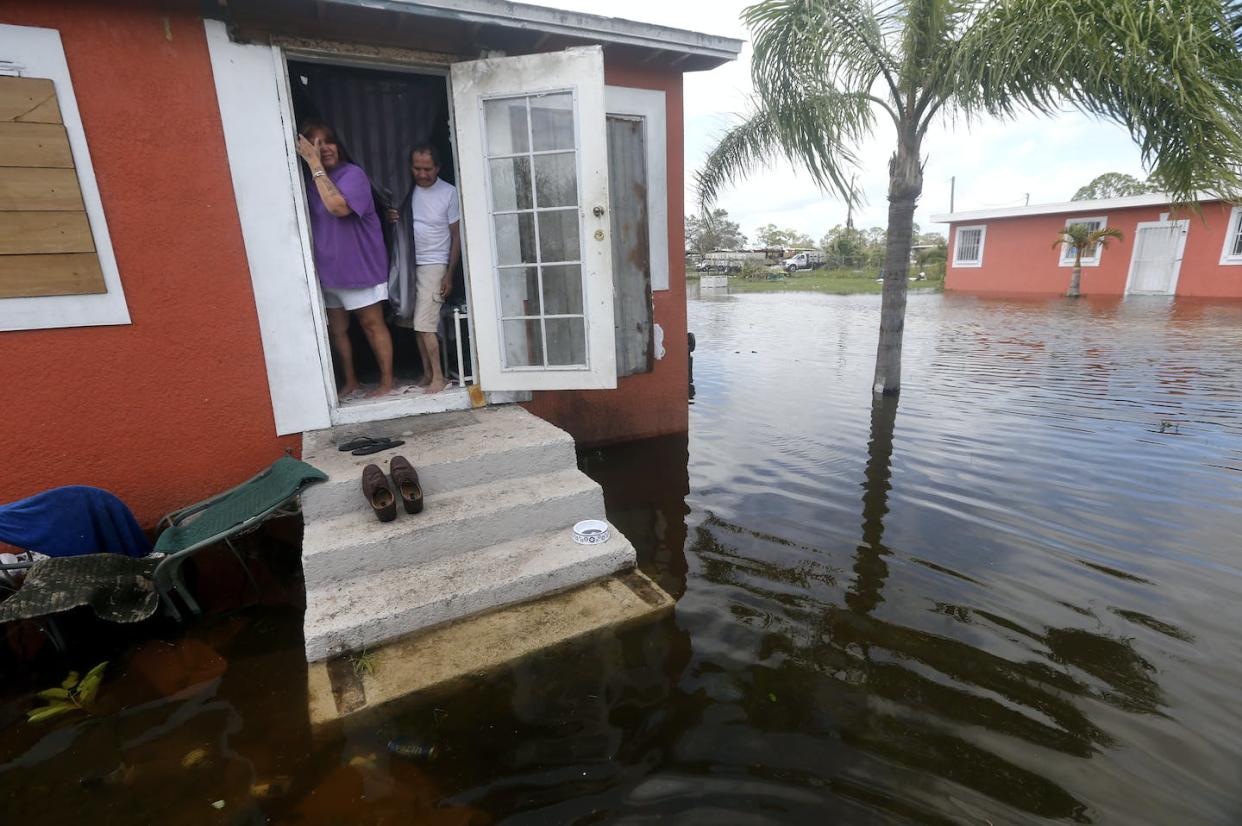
952, 0, 1242, 202
695, 91, 874, 208
744, 0, 904, 109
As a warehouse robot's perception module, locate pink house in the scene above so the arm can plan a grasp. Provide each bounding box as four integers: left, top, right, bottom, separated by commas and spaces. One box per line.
933, 195, 1242, 298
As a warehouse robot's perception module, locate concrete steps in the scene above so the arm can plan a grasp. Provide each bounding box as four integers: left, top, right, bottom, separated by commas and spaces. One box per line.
300, 405, 636, 662
304, 525, 634, 661
301, 468, 604, 591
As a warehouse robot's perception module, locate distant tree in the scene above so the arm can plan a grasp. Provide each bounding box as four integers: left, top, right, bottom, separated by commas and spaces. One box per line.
821, 224, 867, 267
686, 209, 747, 255
1055, 222, 1124, 297
913, 232, 947, 271
1072, 172, 1160, 201
755, 223, 815, 248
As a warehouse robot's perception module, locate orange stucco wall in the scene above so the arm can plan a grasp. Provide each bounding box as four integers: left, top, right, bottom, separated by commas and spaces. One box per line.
523, 65, 689, 446
0, 1, 297, 527
945, 201, 1242, 297
0, 6, 694, 528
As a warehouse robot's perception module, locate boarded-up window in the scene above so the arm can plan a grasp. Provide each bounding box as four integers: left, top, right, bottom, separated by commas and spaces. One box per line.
606, 114, 653, 377
0, 75, 104, 298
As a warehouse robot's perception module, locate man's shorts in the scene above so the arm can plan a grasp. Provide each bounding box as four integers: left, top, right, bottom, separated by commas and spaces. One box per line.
413, 263, 448, 333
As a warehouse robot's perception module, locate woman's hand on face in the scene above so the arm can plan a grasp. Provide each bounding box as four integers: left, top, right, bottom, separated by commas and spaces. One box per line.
386, 208, 400, 225
296, 134, 322, 168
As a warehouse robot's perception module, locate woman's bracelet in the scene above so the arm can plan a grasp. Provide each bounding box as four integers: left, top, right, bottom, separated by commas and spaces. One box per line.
312, 169, 327, 178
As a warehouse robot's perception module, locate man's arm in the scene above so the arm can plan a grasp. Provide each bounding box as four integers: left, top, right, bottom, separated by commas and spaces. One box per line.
442, 220, 461, 299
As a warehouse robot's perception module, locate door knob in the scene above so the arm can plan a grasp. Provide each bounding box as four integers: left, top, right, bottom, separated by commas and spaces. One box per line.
593, 206, 605, 217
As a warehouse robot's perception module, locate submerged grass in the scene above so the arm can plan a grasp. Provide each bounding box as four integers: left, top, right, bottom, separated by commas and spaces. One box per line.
693, 268, 944, 295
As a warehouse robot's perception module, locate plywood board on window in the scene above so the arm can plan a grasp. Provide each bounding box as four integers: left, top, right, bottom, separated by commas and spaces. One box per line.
0, 212, 94, 255
0, 122, 74, 168
0, 167, 85, 211
0, 77, 62, 124
0, 253, 106, 298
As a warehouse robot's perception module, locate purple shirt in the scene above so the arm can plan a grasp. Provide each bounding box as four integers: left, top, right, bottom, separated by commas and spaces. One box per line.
307, 162, 388, 290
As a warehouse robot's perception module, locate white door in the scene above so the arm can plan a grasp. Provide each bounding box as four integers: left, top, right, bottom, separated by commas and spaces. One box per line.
1126, 220, 1189, 295
450, 47, 617, 391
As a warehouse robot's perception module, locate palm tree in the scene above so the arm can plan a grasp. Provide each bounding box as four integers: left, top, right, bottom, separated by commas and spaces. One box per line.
697, 0, 1242, 395
1054, 223, 1124, 297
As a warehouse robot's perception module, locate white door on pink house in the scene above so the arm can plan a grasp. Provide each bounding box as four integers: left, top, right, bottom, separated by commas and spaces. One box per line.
450, 47, 617, 392
1126, 220, 1189, 295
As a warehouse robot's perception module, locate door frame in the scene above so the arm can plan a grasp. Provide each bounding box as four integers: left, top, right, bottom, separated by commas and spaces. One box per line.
1123, 219, 1189, 296
269, 46, 491, 425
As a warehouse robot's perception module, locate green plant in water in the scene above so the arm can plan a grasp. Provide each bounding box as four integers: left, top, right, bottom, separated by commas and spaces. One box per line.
350, 649, 377, 678
27, 661, 108, 724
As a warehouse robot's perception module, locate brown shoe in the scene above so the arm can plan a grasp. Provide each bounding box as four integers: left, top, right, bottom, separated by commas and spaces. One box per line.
362, 464, 397, 522
389, 455, 424, 514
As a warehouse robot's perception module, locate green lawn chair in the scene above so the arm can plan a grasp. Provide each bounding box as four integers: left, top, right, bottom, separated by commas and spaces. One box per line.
153, 455, 326, 620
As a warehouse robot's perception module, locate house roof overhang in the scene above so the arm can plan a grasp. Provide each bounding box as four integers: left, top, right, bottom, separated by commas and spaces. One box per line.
211, 0, 743, 71
929, 192, 1232, 224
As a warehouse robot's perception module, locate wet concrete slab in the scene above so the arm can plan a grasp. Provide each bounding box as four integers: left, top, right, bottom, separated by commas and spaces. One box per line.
307, 569, 674, 729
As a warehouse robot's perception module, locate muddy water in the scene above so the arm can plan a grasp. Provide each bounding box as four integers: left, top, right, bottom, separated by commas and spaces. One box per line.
3, 292, 1242, 824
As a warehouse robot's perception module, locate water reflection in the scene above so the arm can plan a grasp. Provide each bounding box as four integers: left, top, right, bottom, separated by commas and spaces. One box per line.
2, 293, 1240, 824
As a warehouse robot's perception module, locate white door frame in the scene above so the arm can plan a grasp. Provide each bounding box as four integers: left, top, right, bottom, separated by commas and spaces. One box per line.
269, 48, 510, 426
1123, 219, 1189, 296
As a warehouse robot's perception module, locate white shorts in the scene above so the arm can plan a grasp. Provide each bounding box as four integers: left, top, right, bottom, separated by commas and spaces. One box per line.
413, 264, 448, 333
322, 281, 389, 311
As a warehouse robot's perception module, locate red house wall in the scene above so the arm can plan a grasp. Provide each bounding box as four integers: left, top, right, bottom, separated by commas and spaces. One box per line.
0, 1, 298, 527
0, 4, 693, 528
944, 200, 1242, 297
522, 64, 690, 446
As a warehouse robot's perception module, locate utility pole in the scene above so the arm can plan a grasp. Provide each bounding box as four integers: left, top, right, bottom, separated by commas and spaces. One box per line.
1025, 192, 1030, 206
949, 176, 955, 213
846, 174, 856, 229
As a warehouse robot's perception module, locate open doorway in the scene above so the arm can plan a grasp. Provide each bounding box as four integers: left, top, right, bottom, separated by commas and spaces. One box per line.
286, 59, 471, 407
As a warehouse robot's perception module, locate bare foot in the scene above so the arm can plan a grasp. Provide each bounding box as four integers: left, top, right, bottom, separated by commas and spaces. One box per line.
414, 377, 431, 388
424, 378, 448, 395
366, 383, 395, 398
339, 383, 360, 400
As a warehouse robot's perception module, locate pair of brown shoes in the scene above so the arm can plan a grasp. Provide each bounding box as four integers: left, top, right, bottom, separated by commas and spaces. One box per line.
361, 456, 424, 522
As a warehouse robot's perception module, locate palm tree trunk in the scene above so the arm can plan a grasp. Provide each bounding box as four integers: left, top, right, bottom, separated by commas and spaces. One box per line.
1067, 251, 1083, 297
872, 129, 923, 396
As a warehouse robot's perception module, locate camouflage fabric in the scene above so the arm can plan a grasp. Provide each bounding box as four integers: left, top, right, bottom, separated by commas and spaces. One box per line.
0, 554, 160, 624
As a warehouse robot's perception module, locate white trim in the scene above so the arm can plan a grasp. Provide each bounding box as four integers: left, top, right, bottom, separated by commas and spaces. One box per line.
1124, 220, 1189, 296
1058, 215, 1107, 268
604, 86, 669, 291
952, 224, 986, 267
205, 21, 332, 435
0, 24, 130, 332
1219, 206, 1242, 265
930, 192, 1188, 223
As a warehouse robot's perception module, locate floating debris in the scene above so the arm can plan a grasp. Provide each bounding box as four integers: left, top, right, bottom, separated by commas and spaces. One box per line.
181, 747, 211, 769
386, 737, 439, 761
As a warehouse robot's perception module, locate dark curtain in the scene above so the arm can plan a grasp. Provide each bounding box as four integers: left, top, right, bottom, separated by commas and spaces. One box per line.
287, 61, 453, 210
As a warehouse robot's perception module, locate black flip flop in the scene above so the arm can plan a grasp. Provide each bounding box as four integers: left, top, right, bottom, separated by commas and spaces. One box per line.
352, 438, 405, 456
338, 435, 380, 452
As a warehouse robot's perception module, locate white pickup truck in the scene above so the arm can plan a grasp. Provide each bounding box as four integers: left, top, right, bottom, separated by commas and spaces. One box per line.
782, 250, 826, 272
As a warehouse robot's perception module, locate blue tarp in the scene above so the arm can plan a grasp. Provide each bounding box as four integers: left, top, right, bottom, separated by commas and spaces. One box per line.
0, 486, 151, 559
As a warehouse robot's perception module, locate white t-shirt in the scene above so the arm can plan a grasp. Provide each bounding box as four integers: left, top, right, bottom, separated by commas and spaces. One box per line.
411, 178, 461, 265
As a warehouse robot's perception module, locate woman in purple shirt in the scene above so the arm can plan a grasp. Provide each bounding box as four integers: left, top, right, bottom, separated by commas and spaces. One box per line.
296, 122, 393, 399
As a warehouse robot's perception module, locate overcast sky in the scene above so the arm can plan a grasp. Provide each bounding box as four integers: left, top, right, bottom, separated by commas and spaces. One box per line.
525, 0, 1151, 243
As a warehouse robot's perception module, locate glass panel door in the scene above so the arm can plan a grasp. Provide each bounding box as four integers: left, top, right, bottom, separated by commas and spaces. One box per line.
450, 47, 616, 391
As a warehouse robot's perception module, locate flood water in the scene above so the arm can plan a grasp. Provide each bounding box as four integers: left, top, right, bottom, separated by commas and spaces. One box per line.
4, 291, 1242, 824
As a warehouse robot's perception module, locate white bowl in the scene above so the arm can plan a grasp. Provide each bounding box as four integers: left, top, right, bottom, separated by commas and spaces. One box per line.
572, 519, 610, 545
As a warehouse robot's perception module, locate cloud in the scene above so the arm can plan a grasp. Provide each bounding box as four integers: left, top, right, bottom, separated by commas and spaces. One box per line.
523, 0, 1149, 238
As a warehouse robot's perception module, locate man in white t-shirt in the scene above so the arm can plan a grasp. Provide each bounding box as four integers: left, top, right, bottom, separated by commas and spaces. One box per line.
409, 144, 461, 394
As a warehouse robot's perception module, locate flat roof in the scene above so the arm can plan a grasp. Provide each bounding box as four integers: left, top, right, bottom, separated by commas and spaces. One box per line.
929, 192, 1226, 223
221, 0, 743, 71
